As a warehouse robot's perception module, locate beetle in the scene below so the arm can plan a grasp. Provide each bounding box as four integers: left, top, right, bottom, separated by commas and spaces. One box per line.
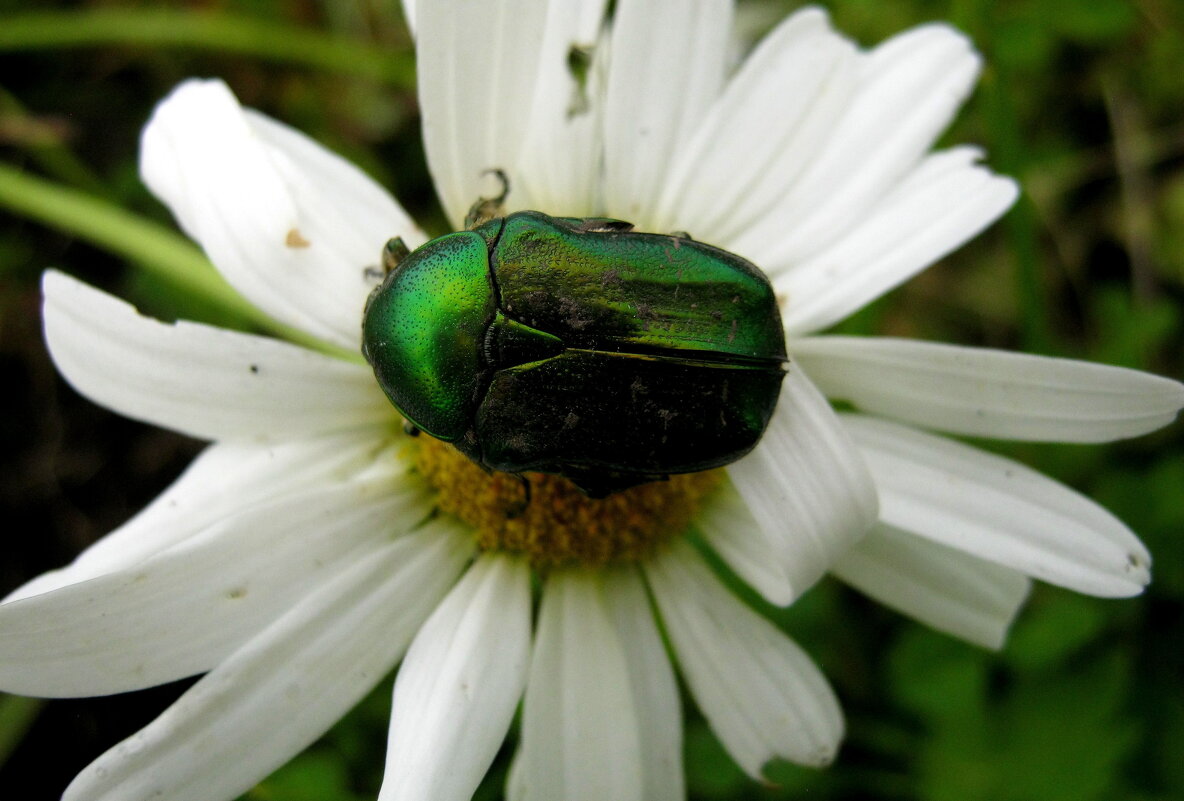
362, 203, 787, 498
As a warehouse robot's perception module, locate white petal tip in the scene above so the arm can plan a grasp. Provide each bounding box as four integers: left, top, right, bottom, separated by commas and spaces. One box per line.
997, 174, 1021, 205
904, 21, 979, 59
789, 6, 832, 28
1107, 552, 1152, 597
764, 586, 798, 608
41, 268, 66, 297
754, 736, 843, 778
148, 78, 236, 120
813, 744, 840, 767
1160, 379, 1184, 414
141, 79, 240, 162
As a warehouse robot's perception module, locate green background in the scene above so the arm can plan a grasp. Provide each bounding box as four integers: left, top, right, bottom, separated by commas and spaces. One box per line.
1, 1, 1181, 799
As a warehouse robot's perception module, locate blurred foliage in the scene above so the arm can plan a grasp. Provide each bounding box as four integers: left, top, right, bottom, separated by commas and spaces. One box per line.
1, 0, 1182, 800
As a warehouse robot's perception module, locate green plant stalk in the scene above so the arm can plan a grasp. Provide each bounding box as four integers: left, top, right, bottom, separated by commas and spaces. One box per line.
0, 85, 107, 197
0, 694, 42, 769
972, 5, 1057, 356
0, 8, 413, 87
983, 78, 1055, 355
0, 163, 356, 358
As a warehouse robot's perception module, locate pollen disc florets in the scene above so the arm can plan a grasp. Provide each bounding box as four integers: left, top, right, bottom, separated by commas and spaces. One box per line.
414, 435, 722, 568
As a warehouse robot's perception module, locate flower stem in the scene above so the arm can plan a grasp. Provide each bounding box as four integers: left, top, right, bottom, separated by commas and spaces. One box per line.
0, 8, 413, 86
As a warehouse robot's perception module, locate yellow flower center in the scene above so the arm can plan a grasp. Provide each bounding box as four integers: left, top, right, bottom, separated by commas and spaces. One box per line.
413, 435, 722, 568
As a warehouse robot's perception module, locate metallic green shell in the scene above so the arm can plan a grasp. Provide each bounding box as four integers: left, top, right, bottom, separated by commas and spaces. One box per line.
480, 211, 785, 364
362, 211, 787, 495
361, 231, 494, 441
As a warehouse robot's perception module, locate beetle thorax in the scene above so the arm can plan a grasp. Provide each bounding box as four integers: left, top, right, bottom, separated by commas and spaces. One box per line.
414, 435, 722, 568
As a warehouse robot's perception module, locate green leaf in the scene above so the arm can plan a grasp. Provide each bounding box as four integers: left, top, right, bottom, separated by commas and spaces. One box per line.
886, 628, 990, 726
991, 651, 1139, 801
683, 720, 750, 799
245, 751, 362, 801
1003, 590, 1108, 672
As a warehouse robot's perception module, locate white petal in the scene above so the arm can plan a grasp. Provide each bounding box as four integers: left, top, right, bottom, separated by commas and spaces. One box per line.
0, 467, 429, 697
833, 523, 1031, 649
400, 0, 415, 34
646, 541, 843, 776
794, 336, 1184, 442
519, 570, 643, 801
653, 7, 856, 242
602, 0, 731, 222
141, 79, 422, 349
245, 108, 424, 249
43, 271, 392, 441
418, 0, 585, 226
732, 24, 984, 267
842, 414, 1152, 597
506, 751, 526, 801
726, 364, 878, 601
7, 432, 390, 601
380, 555, 531, 801
777, 147, 1018, 334
63, 521, 473, 801
509, 572, 687, 801
603, 567, 684, 801
696, 480, 796, 606
514, 0, 611, 217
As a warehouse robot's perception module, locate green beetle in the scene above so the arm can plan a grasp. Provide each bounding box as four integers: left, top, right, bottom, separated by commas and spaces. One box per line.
362, 209, 787, 498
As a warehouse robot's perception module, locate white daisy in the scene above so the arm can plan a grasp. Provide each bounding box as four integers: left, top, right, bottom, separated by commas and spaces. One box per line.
3, 3, 1181, 801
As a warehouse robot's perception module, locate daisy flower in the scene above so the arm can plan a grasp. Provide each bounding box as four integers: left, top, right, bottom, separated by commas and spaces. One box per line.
4, 3, 1182, 801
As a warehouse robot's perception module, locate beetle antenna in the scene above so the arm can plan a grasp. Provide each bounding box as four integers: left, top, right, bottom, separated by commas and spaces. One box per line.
486, 169, 511, 204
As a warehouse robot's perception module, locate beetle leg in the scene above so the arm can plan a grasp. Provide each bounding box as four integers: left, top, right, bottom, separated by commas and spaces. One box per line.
669, 230, 694, 240
464, 169, 511, 229
575, 218, 635, 234
402, 419, 421, 437
382, 237, 411, 274
505, 473, 532, 518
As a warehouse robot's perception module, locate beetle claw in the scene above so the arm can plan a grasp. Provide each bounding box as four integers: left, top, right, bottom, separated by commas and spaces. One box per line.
465, 169, 512, 229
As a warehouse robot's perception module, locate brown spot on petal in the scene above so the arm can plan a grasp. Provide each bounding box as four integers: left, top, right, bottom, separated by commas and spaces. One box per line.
286, 228, 311, 248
